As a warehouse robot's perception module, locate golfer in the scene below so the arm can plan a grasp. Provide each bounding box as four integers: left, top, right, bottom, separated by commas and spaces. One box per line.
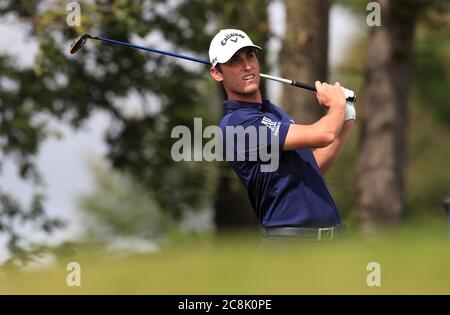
209, 29, 355, 245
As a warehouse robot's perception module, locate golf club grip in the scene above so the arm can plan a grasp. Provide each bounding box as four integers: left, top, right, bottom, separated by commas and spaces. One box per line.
292, 80, 356, 102
291, 80, 316, 92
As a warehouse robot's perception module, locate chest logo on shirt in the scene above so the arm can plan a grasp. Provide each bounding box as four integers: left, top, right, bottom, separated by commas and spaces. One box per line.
261, 117, 281, 136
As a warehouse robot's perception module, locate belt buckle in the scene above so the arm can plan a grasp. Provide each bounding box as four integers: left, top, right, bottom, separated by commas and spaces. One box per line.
318, 227, 334, 240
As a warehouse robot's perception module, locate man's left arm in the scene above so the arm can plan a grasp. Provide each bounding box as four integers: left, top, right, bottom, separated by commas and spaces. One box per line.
313, 101, 356, 175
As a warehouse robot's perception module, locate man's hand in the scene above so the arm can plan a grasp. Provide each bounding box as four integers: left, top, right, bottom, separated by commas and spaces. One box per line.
315, 81, 346, 109
284, 82, 346, 151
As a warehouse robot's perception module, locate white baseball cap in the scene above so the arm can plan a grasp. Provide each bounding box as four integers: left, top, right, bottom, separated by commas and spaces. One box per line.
209, 29, 261, 67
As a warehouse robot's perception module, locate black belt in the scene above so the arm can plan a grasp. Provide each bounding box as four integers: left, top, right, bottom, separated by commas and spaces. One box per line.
264, 224, 346, 241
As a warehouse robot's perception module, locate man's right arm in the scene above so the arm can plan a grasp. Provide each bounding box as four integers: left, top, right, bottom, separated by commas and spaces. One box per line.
283, 81, 346, 151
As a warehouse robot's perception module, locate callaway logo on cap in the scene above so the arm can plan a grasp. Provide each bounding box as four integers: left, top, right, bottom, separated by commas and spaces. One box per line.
209, 29, 262, 67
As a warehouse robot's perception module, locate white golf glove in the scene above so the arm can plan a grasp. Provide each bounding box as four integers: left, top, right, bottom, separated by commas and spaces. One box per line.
342, 88, 356, 121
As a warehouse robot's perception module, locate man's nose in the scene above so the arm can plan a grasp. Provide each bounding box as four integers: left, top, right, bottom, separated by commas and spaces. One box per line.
243, 58, 251, 70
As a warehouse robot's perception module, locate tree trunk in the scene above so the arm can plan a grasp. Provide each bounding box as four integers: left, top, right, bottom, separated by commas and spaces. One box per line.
279, 0, 329, 124
357, 0, 417, 231
214, 165, 260, 230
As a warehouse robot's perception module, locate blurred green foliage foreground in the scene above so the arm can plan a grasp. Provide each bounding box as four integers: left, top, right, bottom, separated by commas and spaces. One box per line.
1, 222, 449, 294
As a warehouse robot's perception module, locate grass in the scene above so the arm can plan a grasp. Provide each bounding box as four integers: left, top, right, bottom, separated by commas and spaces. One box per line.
1, 223, 449, 295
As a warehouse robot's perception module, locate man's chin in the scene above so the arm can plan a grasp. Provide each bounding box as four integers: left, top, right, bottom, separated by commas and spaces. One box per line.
227, 84, 261, 101
243, 83, 259, 94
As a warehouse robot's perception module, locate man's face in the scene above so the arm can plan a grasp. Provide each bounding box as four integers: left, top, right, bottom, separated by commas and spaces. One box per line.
210, 47, 261, 101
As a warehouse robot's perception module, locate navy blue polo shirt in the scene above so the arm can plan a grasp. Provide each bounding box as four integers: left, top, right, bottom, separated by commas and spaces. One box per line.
220, 99, 341, 228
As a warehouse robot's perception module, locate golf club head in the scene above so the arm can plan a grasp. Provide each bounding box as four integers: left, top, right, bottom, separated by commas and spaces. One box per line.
69, 34, 89, 54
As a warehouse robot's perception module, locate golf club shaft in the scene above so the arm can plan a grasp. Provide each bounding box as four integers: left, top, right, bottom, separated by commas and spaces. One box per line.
88, 35, 317, 90
87, 35, 354, 100
259, 73, 315, 92
89, 35, 211, 65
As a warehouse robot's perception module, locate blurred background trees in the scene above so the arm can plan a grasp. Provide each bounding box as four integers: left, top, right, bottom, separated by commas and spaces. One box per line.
356, 0, 448, 231
79, 160, 173, 240
0, 0, 449, 264
280, 0, 329, 124
0, 0, 219, 264
357, 0, 419, 229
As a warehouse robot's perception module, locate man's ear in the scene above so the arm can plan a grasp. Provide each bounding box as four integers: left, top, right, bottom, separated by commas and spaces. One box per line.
210, 67, 223, 82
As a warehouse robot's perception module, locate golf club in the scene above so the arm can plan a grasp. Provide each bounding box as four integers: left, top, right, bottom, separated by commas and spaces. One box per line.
70, 34, 356, 102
